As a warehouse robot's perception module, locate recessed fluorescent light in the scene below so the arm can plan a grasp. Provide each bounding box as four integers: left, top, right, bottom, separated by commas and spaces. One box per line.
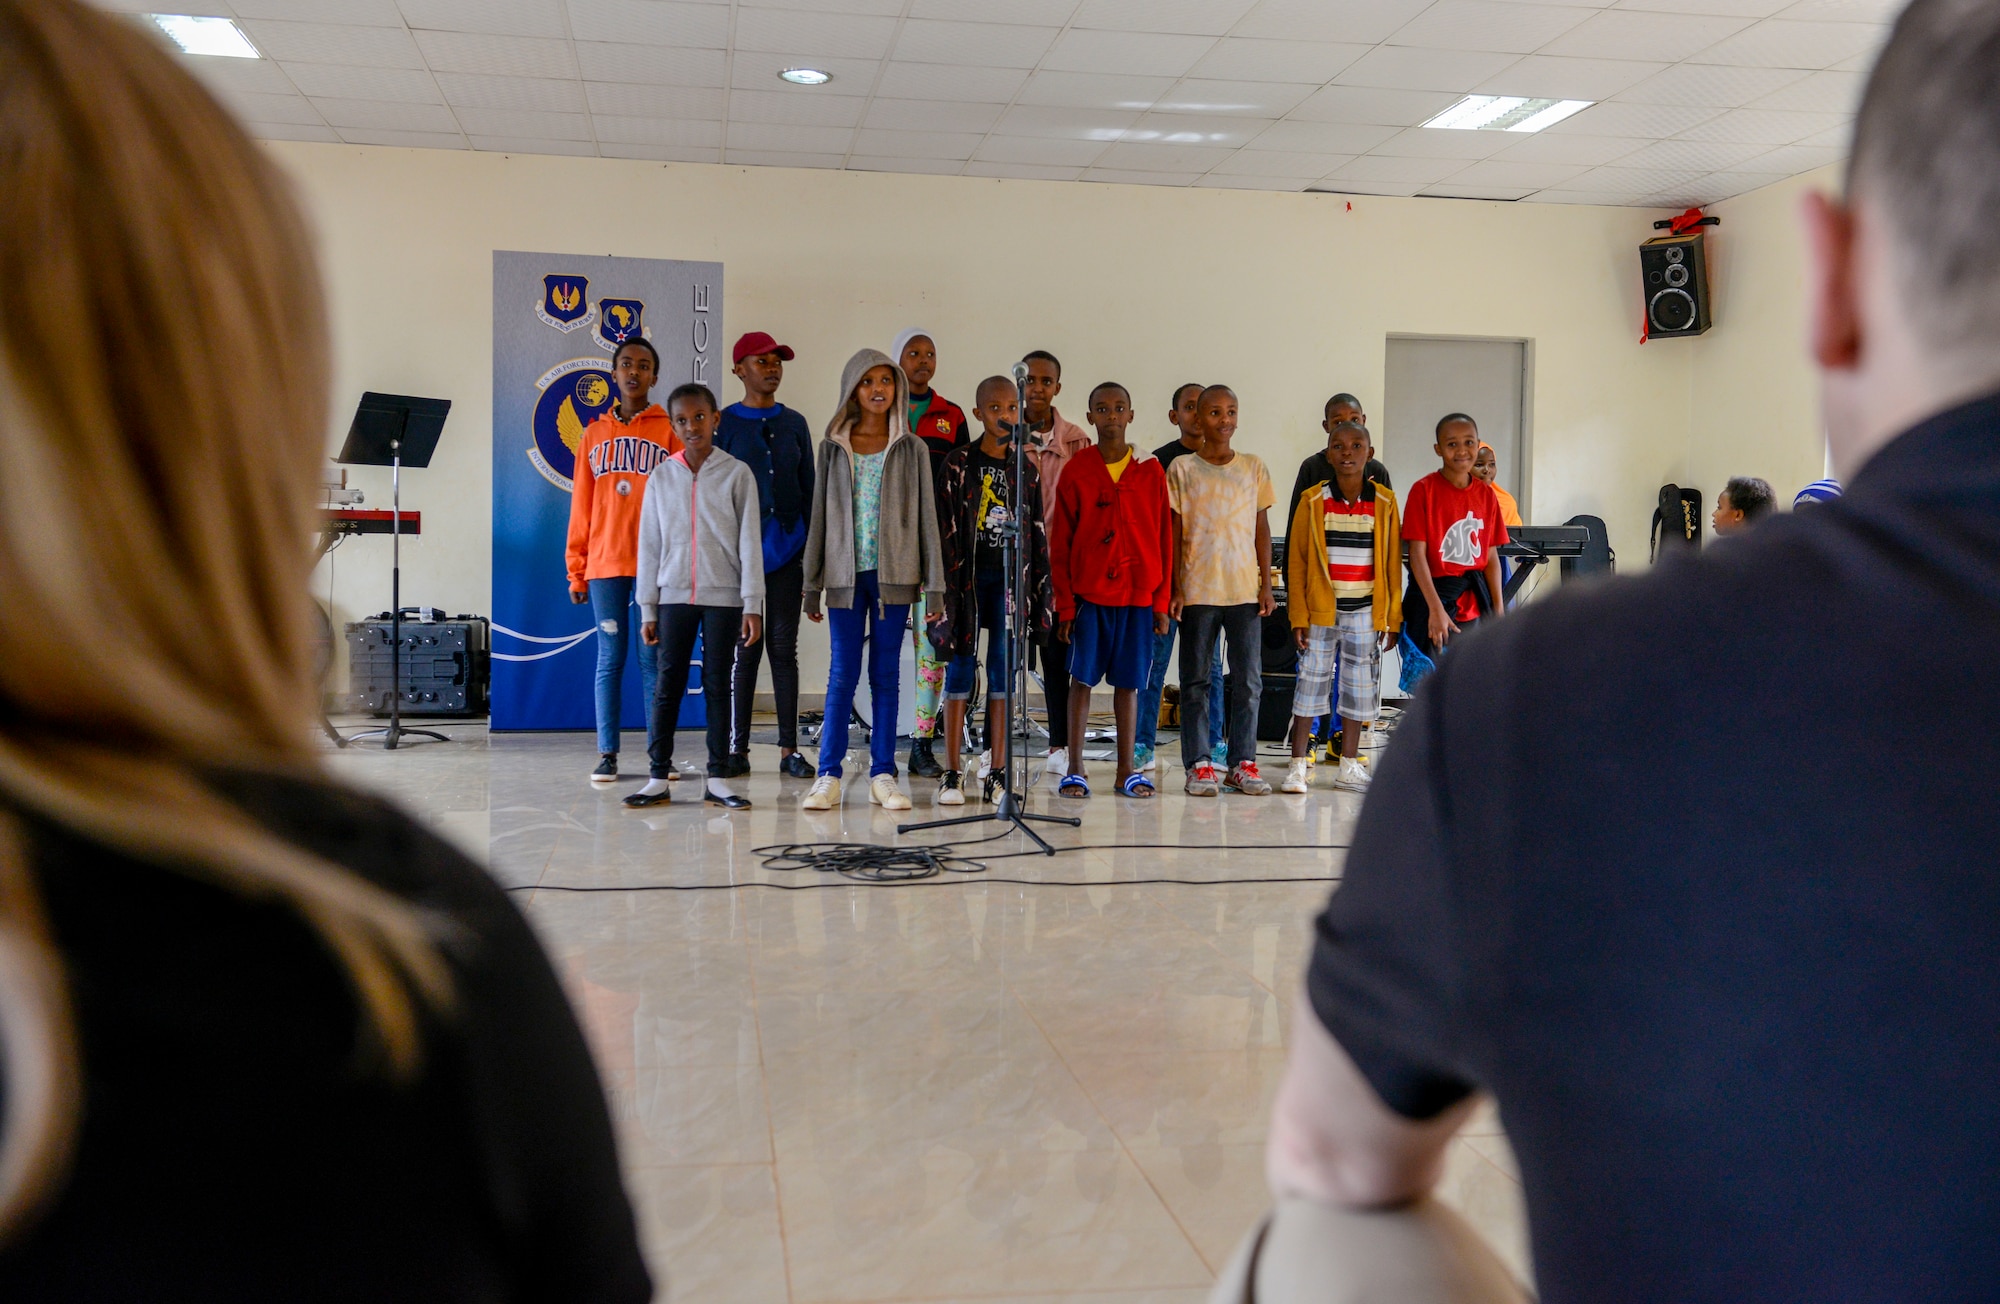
1422, 95, 1591, 133
149, 14, 260, 58
778, 67, 831, 86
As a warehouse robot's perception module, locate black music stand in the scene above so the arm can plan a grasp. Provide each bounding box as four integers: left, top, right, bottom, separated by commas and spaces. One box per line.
337, 393, 451, 750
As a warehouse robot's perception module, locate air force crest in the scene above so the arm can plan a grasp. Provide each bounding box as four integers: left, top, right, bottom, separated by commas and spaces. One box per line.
528, 358, 616, 492
596, 298, 648, 352
537, 274, 595, 333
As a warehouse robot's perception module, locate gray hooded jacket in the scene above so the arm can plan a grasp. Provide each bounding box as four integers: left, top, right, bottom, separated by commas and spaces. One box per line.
635, 445, 766, 618
803, 348, 945, 614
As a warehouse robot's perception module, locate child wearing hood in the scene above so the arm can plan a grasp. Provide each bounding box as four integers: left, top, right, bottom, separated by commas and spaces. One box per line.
800, 348, 947, 812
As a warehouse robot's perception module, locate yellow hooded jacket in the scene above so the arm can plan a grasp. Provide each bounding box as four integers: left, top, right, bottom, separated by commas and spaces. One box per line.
1286, 477, 1403, 634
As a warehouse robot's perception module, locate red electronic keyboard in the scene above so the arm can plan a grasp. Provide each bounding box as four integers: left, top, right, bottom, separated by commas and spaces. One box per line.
316, 508, 420, 561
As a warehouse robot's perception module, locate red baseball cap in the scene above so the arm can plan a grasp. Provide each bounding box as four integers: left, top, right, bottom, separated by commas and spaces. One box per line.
732, 331, 795, 364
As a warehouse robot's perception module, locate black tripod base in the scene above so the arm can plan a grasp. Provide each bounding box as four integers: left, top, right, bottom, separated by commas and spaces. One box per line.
900, 787, 1081, 856
346, 724, 452, 750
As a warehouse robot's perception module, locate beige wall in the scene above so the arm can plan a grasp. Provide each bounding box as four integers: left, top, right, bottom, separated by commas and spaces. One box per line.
277, 142, 1735, 698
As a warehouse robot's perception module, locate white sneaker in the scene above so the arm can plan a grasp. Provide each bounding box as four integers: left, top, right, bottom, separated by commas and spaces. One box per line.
869, 774, 912, 810
977, 749, 993, 779
1041, 749, 1068, 774
1280, 757, 1312, 794
1334, 757, 1372, 792
801, 775, 841, 810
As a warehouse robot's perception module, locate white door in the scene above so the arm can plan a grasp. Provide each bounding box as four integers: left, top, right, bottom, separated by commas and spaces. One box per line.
1381, 336, 1528, 514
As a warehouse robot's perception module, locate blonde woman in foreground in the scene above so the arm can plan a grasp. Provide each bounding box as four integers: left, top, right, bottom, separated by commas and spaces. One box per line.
0, 2, 650, 1298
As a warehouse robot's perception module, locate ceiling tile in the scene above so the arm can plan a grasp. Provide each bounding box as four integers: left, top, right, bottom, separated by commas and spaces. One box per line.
237, 20, 425, 66
912, 0, 1078, 20
279, 62, 440, 101
1419, 183, 1536, 200
1793, 122, 1848, 148
1287, 85, 1461, 126
1311, 179, 1425, 196
960, 161, 1089, 181
1565, 162, 1707, 191
337, 126, 467, 148
1253, 119, 1403, 152
1082, 168, 1205, 186
1040, 29, 1218, 77
234, 0, 403, 22
1612, 0, 1789, 15
738, 0, 902, 11
727, 89, 869, 125
1674, 106, 1841, 142
180, 57, 299, 95
1153, 79, 1317, 117
1550, 99, 1724, 133
221, 90, 326, 125
1696, 167, 1789, 195
1774, 0, 1899, 18
452, 106, 592, 138
1330, 154, 1469, 183
1541, 9, 1753, 60
1609, 136, 1768, 168
722, 148, 848, 168
1386, 0, 1596, 54
246, 121, 344, 142
313, 97, 460, 131
872, 61, 1029, 101
973, 135, 1109, 165
892, 19, 1060, 67
1691, 17, 1883, 66
850, 128, 983, 157
1533, 187, 1651, 203
998, 104, 1141, 140
597, 142, 721, 162
1745, 66, 1864, 112
584, 82, 723, 116
848, 156, 967, 173
1188, 37, 1370, 84
397, 0, 566, 38
593, 115, 724, 145
1123, 112, 1273, 147
1196, 175, 1318, 190
564, 0, 730, 46
1071, 0, 1258, 36
1443, 157, 1591, 186
863, 98, 1006, 132
729, 52, 884, 91
1334, 45, 1521, 93
726, 122, 857, 153
412, 30, 578, 78
574, 42, 725, 85
1209, 148, 1358, 176
734, 9, 900, 59
1369, 125, 1520, 159
1731, 141, 1842, 171
434, 71, 586, 111
1615, 61, 1807, 104
469, 135, 597, 155
1478, 54, 1667, 98
1236, 0, 1436, 45
1013, 70, 1170, 110
1491, 130, 1642, 162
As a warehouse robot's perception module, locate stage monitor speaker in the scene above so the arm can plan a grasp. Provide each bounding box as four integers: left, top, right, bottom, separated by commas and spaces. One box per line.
1641, 233, 1712, 339
1262, 599, 1297, 676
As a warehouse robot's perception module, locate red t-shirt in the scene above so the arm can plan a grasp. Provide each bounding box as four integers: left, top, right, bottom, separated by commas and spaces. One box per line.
1402, 471, 1509, 620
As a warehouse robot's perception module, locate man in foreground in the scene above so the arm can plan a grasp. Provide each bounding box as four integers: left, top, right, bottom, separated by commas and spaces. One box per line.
1255, 3, 2000, 1300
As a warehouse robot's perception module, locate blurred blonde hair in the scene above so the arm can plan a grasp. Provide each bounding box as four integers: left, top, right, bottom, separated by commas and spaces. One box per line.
0, 0, 448, 1240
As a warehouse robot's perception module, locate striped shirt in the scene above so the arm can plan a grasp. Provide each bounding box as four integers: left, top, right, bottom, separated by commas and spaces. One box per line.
1323, 480, 1376, 611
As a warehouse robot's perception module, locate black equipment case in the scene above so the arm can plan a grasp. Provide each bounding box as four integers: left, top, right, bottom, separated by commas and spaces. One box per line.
345, 612, 490, 716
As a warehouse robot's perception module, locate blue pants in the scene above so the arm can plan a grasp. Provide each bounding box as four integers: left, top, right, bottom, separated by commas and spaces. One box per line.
818, 570, 910, 778
1136, 617, 1224, 754
944, 571, 1011, 700
589, 576, 659, 757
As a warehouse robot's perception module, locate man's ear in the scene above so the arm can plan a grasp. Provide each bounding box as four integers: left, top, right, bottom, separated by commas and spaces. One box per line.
1804, 189, 1862, 372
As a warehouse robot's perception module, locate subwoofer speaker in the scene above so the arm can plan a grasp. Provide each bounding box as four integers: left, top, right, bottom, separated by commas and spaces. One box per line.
1640, 232, 1712, 339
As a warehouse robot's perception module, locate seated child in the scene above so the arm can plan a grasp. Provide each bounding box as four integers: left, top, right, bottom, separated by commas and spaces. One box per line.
1402, 412, 1508, 660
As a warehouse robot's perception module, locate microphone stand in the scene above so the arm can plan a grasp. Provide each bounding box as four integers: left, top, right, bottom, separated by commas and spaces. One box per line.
900, 364, 1079, 854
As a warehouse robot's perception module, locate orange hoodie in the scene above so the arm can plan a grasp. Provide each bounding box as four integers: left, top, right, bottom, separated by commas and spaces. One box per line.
565, 404, 682, 590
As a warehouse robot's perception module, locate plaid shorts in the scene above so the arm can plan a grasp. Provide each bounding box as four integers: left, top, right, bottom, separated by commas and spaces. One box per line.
1291, 608, 1381, 724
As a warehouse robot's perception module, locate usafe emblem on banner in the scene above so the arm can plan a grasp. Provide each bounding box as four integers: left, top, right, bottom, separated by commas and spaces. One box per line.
595, 297, 647, 352
528, 358, 616, 492
538, 274, 595, 333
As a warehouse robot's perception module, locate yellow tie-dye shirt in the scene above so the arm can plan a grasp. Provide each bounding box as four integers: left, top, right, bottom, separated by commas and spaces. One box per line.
1167, 451, 1275, 607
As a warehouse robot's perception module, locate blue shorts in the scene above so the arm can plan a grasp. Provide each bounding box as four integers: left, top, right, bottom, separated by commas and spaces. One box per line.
1067, 601, 1155, 689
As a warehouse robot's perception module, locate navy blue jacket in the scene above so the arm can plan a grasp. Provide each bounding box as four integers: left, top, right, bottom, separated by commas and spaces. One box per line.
715, 402, 813, 569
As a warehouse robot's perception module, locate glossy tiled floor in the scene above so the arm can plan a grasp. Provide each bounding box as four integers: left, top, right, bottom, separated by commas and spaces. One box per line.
324, 719, 1528, 1304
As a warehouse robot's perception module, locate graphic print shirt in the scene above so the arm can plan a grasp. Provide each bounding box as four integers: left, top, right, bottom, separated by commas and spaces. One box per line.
970, 447, 1013, 578
1401, 471, 1509, 620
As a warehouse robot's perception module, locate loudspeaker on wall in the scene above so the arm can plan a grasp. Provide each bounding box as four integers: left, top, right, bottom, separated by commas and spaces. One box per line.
1641, 232, 1712, 339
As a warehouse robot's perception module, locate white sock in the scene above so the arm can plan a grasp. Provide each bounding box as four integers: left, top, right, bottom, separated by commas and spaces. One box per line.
636, 778, 671, 797
706, 778, 735, 799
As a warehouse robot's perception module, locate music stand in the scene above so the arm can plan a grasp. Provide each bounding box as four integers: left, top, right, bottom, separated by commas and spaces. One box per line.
337, 392, 451, 750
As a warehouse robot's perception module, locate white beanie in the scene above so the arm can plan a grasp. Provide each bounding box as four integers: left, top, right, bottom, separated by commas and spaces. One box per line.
890, 327, 934, 369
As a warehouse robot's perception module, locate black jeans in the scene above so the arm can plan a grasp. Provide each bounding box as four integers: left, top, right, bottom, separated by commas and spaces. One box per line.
649, 603, 740, 778
729, 553, 803, 753
1037, 630, 1073, 751
1178, 603, 1263, 769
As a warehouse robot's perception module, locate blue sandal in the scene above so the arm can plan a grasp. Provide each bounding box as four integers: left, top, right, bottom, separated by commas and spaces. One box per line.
1058, 774, 1091, 798
1119, 773, 1155, 799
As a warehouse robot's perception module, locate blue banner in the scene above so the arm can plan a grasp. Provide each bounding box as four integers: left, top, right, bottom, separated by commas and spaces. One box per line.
490, 251, 724, 731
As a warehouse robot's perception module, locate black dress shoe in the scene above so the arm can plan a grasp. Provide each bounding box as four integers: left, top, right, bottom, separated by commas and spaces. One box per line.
719, 753, 752, 778
704, 789, 752, 809
622, 789, 671, 808
779, 752, 815, 779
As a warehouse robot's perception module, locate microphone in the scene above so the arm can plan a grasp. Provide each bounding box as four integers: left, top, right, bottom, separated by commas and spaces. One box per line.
1011, 361, 1029, 385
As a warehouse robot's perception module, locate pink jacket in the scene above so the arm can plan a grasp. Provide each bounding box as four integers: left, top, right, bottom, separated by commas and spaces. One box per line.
1026, 408, 1092, 503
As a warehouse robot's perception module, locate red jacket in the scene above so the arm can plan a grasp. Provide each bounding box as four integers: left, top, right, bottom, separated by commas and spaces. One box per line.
1048, 446, 1173, 620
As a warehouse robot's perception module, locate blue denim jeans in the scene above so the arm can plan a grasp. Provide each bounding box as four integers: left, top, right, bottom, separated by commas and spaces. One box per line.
818, 570, 910, 778
944, 571, 1011, 701
589, 576, 659, 756
1136, 618, 1225, 754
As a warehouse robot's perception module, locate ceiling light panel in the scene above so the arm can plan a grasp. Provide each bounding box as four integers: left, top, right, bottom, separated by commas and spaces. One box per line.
151, 14, 261, 57
1422, 95, 1594, 132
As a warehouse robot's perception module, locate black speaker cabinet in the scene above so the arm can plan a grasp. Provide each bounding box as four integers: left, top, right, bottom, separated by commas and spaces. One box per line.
1641, 232, 1712, 339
